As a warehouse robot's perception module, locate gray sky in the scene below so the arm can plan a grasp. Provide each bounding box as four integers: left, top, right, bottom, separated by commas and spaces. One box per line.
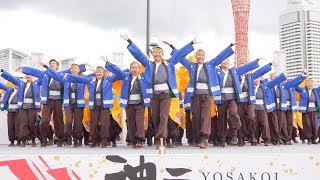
0, 0, 300, 67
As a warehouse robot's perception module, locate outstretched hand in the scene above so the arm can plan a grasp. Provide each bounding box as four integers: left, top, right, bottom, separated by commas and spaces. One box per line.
192, 37, 201, 44
15, 66, 22, 72
101, 56, 109, 62
120, 34, 130, 41
39, 61, 45, 67
162, 40, 171, 46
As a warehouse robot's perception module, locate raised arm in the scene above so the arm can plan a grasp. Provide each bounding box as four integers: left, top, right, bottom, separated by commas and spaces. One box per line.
168, 41, 196, 65
22, 67, 45, 79
283, 72, 307, 89
266, 73, 286, 88
207, 43, 235, 67
295, 86, 304, 93
162, 41, 178, 56
65, 74, 92, 85
0, 69, 22, 86
121, 35, 150, 67
86, 72, 96, 77
163, 41, 193, 69
43, 65, 65, 84
251, 63, 272, 80
0, 82, 11, 92
34, 79, 42, 86
103, 58, 126, 80
236, 59, 260, 76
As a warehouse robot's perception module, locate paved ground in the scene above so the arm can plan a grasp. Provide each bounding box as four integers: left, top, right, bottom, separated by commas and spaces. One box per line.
0, 140, 319, 155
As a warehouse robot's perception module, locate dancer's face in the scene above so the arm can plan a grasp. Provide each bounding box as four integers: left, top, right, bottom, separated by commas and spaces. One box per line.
152, 48, 164, 62
95, 68, 104, 79
221, 59, 230, 69
70, 65, 80, 75
196, 50, 205, 64
130, 63, 140, 76
49, 60, 59, 70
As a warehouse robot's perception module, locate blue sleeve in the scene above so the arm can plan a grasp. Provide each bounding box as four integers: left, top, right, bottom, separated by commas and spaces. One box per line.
251, 63, 272, 80
207, 44, 234, 67
108, 74, 122, 83
45, 67, 65, 84
105, 62, 125, 80
170, 47, 178, 56
86, 73, 96, 77
180, 57, 193, 70
34, 79, 42, 86
168, 42, 195, 65
22, 67, 45, 79
236, 59, 259, 76
127, 42, 150, 67
266, 73, 286, 88
65, 74, 91, 85
260, 78, 269, 85
295, 86, 304, 93
0, 70, 22, 86
79, 64, 86, 73
283, 74, 307, 89
0, 82, 10, 91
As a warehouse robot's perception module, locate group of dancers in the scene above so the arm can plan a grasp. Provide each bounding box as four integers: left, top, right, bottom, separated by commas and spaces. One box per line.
0, 34, 318, 149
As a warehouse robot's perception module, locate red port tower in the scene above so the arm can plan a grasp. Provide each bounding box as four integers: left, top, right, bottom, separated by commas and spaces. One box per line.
231, 0, 251, 67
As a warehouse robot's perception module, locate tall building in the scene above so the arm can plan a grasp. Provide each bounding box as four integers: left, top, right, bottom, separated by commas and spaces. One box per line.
0, 48, 30, 83
0, 48, 29, 72
231, 0, 251, 67
280, 0, 320, 85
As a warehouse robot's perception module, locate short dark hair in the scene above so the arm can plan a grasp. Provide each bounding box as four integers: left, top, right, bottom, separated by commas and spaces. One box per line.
49, 59, 59, 66
70, 63, 80, 68
196, 49, 205, 55
153, 46, 163, 50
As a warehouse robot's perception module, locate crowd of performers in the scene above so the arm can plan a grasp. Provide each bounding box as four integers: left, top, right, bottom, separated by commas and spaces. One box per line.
0, 35, 319, 149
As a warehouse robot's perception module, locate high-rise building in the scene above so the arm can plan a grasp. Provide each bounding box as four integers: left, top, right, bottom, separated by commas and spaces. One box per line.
0, 48, 30, 83
0, 48, 29, 72
280, 0, 320, 85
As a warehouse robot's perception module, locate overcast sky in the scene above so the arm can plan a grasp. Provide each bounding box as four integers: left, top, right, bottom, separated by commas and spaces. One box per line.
0, 0, 312, 68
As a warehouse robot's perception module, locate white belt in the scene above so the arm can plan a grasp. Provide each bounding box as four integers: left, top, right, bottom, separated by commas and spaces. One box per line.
154, 83, 169, 91
8, 104, 18, 109
242, 92, 248, 98
309, 102, 316, 108
71, 93, 76, 99
49, 90, 60, 96
96, 93, 101, 99
255, 99, 264, 105
196, 83, 209, 90
222, 87, 235, 94
23, 98, 33, 104
129, 94, 141, 101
